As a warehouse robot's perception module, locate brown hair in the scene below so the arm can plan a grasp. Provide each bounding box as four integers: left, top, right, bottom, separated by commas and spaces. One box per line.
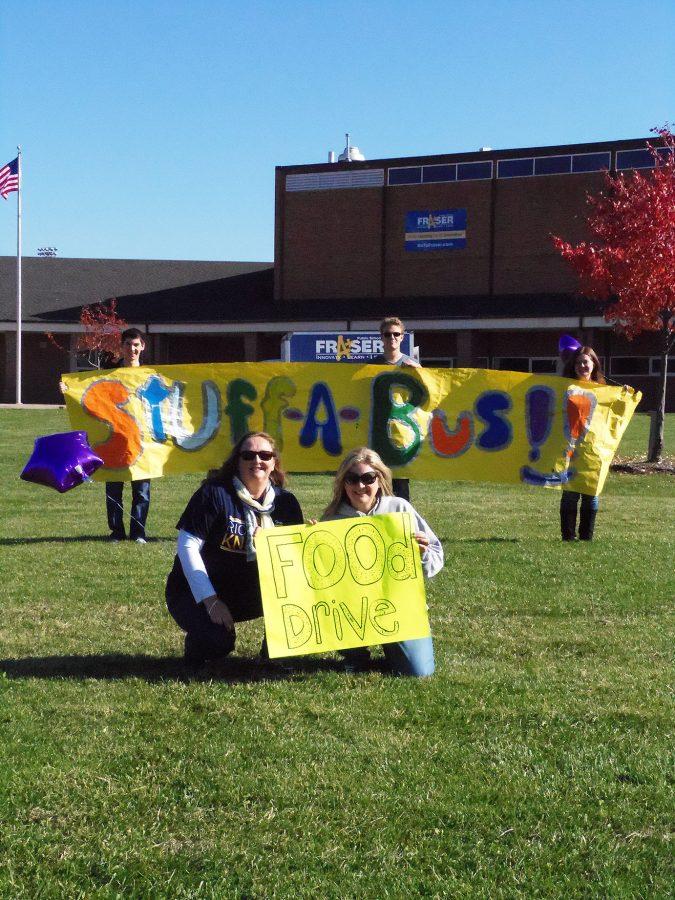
379, 316, 404, 335
207, 431, 286, 488
322, 447, 393, 517
121, 327, 145, 344
562, 346, 606, 384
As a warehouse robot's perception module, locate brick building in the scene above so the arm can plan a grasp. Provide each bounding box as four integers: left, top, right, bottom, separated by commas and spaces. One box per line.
274, 136, 671, 407
3, 135, 671, 408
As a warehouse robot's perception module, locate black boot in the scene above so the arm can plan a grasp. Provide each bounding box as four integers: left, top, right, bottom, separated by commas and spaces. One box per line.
579, 507, 597, 541
184, 633, 205, 672
560, 505, 577, 541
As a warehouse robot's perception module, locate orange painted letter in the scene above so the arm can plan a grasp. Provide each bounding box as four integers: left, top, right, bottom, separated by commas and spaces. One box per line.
81, 380, 142, 469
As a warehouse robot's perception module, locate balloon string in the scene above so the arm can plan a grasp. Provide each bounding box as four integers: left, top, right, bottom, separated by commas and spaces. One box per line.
85, 480, 150, 538
107, 496, 148, 534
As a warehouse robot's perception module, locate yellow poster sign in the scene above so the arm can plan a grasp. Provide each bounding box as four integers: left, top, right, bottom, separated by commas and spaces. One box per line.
62, 361, 641, 495
255, 513, 431, 659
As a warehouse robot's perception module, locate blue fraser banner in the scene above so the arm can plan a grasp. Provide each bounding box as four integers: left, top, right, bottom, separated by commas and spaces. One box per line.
405, 209, 467, 251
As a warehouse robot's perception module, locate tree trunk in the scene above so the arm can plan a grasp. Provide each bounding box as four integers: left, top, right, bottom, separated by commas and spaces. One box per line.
647, 327, 669, 463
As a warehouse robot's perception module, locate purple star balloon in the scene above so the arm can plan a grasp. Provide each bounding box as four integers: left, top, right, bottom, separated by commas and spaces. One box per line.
20, 431, 104, 493
558, 334, 581, 356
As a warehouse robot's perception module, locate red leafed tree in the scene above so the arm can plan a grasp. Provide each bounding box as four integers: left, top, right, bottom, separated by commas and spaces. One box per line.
48, 300, 127, 370
553, 127, 675, 462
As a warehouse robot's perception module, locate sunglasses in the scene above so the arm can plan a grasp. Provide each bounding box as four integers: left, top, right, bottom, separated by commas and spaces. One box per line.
240, 450, 275, 461
345, 471, 378, 486
382, 331, 402, 338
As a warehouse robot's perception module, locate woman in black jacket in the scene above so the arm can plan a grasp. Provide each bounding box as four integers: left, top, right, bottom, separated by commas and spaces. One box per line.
166, 431, 303, 668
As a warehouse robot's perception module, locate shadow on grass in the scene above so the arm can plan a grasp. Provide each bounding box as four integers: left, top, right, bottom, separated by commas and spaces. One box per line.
0, 653, 345, 683
0, 536, 173, 545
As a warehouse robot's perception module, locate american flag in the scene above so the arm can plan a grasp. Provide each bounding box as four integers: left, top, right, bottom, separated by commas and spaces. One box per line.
0, 157, 19, 199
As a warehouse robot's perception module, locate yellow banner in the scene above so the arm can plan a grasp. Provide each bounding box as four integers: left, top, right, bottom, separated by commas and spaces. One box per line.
255, 513, 431, 658
62, 361, 641, 495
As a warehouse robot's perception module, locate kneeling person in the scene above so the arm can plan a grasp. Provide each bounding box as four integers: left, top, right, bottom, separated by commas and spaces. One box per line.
166, 432, 303, 669
321, 447, 443, 677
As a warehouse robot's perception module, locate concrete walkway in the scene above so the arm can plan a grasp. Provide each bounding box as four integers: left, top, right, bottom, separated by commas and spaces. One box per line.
0, 403, 65, 409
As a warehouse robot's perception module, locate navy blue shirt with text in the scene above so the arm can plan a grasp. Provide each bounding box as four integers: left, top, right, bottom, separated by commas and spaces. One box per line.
166, 480, 303, 622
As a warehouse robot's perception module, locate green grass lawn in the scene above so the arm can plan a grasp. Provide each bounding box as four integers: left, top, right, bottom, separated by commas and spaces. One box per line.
1, 410, 673, 898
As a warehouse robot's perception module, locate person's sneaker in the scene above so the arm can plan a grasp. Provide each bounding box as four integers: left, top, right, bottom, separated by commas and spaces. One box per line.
109, 534, 124, 543
134, 537, 147, 544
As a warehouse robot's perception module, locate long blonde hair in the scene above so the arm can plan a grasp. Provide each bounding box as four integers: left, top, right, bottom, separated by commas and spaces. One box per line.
322, 447, 393, 517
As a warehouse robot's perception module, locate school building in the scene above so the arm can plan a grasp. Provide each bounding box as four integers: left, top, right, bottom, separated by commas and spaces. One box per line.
1, 135, 670, 408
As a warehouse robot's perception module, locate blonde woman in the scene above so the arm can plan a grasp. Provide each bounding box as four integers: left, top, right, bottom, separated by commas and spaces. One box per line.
322, 448, 443, 676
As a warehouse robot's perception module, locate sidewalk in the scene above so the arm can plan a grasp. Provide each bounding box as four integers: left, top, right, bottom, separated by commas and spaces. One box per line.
0, 403, 65, 409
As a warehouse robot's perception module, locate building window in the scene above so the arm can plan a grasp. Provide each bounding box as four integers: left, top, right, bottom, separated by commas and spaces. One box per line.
457, 161, 493, 181
649, 357, 674, 376
475, 357, 489, 370
497, 158, 534, 178
422, 164, 456, 183
530, 358, 558, 374
493, 357, 558, 374
572, 152, 611, 173
389, 160, 493, 186
388, 167, 422, 185
534, 155, 572, 176
422, 356, 456, 368
610, 356, 651, 376
616, 149, 653, 170
617, 147, 672, 171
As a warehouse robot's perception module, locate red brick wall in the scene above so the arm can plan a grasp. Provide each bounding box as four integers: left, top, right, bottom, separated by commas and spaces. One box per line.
22, 333, 73, 404
280, 188, 383, 300
276, 164, 610, 302
492, 173, 602, 295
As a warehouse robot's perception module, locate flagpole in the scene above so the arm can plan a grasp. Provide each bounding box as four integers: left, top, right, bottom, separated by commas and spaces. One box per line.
15, 146, 22, 404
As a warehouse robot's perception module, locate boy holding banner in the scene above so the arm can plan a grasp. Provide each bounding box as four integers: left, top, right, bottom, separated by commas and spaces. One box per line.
374, 316, 420, 501
104, 328, 152, 543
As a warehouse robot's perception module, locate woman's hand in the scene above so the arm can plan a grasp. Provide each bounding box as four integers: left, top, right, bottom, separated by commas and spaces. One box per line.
204, 595, 235, 630
306, 517, 318, 525
414, 531, 429, 554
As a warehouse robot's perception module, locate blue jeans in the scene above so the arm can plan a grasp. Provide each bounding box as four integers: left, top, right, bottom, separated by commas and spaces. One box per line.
106, 480, 151, 539
343, 636, 435, 677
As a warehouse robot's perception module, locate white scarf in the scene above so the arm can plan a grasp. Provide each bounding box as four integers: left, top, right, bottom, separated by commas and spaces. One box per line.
233, 476, 276, 560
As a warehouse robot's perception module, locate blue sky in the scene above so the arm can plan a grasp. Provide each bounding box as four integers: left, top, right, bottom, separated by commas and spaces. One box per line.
1, 0, 673, 262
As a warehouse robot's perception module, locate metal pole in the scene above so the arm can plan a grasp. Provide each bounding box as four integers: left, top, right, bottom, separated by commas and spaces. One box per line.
15, 146, 22, 404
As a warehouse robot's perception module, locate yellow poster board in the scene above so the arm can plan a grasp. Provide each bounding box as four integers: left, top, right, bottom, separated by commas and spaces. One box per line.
62, 361, 641, 495
255, 513, 431, 659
